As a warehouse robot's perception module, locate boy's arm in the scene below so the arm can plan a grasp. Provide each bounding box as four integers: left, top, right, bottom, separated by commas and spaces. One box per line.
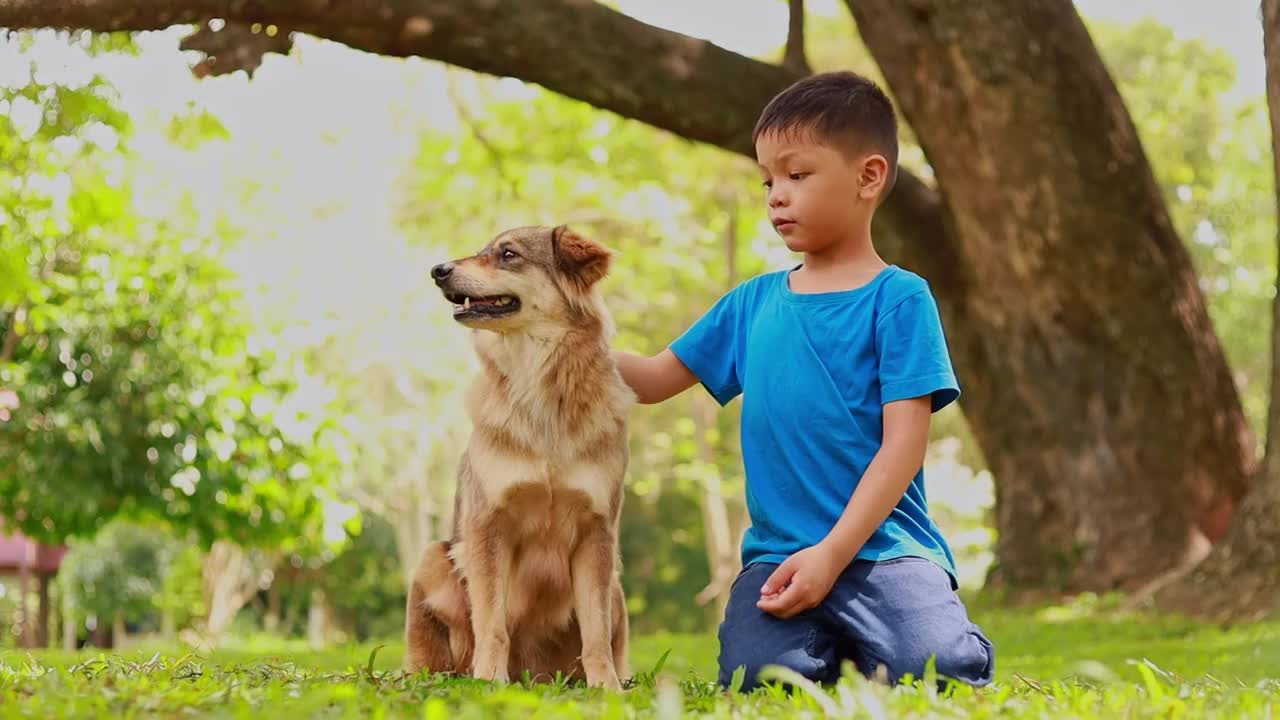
756, 395, 932, 619
612, 348, 700, 405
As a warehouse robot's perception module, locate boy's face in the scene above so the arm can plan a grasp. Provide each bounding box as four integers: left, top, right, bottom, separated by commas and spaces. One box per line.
755, 128, 888, 254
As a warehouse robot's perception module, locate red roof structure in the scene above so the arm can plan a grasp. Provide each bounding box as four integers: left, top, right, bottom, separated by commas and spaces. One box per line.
0, 523, 66, 575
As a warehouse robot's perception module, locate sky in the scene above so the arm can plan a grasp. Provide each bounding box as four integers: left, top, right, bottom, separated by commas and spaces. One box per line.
613, 0, 1265, 102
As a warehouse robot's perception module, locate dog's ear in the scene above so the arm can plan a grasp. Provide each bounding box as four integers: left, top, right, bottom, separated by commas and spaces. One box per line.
552, 224, 612, 286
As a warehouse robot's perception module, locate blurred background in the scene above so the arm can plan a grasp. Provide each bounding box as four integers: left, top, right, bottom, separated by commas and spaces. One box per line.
0, 0, 1275, 656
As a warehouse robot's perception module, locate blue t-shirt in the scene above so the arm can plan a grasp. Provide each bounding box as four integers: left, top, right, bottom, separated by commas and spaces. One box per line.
669, 264, 961, 587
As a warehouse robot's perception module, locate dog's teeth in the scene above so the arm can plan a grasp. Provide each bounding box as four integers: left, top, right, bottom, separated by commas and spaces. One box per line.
464, 297, 471, 310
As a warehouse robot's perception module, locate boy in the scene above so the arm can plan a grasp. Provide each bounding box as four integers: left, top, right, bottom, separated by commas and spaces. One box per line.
611, 71, 994, 692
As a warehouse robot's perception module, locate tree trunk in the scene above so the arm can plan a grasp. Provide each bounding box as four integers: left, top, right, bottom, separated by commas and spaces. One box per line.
0, 0, 1255, 592
202, 540, 265, 642
36, 574, 49, 648
692, 392, 738, 620
693, 195, 746, 620
307, 587, 333, 649
843, 0, 1255, 592
112, 613, 128, 649
263, 581, 282, 635
1149, 0, 1280, 621
90, 617, 111, 649
161, 610, 177, 642
62, 596, 77, 650
17, 564, 32, 648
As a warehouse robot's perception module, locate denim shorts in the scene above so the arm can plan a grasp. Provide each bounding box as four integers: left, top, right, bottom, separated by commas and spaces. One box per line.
717, 557, 995, 692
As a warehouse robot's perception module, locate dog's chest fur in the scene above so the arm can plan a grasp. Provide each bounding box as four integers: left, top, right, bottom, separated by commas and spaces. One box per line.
452, 329, 631, 631
465, 330, 630, 515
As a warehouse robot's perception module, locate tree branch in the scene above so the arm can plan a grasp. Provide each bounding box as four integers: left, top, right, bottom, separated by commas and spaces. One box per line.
444, 71, 521, 202
0, 0, 954, 283
0, 304, 24, 364
180, 19, 293, 78
784, 0, 811, 73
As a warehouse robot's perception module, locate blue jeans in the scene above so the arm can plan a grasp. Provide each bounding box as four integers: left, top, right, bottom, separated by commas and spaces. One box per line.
717, 557, 995, 693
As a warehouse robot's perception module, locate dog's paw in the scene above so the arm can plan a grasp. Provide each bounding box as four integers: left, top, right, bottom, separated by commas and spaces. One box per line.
472, 661, 510, 684
585, 665, 622, 692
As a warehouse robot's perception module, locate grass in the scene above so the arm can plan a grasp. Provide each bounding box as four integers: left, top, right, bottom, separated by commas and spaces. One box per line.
3, 598, 1279, 718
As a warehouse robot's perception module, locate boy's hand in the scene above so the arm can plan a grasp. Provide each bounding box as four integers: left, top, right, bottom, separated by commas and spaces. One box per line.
756, 542, 845, 619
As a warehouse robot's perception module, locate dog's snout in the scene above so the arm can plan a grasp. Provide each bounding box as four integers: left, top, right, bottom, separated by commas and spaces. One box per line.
431, 262, 454, 283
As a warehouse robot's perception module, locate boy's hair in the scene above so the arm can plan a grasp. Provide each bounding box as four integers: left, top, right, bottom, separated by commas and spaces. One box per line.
752, 71, 899, 199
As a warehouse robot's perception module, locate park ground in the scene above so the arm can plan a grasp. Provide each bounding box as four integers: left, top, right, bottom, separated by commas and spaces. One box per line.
3, 596, 1279, 719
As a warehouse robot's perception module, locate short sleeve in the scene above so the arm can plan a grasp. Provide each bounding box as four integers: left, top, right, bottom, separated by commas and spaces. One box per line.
876, 289, 960, 412
669, 287, 744, 406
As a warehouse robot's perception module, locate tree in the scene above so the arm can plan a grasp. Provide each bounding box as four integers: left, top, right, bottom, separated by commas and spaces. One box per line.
0, 0, 1256, 592
1147, 0, 1280, 621
58, 519, 180, 648
0, 36, 360, 645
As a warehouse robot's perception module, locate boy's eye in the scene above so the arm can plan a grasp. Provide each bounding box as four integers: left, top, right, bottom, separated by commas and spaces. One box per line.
789, 172, 808, 181
762, 180, 773, 189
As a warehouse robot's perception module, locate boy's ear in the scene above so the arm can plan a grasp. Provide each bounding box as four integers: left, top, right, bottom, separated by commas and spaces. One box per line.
551, 224, 613, 286
858, 154, 891, 201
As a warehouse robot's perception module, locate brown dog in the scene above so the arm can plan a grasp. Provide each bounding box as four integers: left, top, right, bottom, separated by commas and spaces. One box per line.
403, 225, 633, 690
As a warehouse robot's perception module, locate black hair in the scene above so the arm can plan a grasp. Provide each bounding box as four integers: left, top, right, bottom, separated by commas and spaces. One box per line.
753, 71, 899, 197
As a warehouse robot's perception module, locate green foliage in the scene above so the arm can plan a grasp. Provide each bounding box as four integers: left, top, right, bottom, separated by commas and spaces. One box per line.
155, 543, 207, 630
167, 103, 231, 150
273, 515, 407, 642
0, 33, 348, 550
1089, 17, 1276, 441
58, 520, 179, 625
316, 515, 406, 641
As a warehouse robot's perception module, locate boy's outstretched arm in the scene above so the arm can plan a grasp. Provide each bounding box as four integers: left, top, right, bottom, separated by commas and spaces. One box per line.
756, 395, 933, 619
612, 348, 699, 405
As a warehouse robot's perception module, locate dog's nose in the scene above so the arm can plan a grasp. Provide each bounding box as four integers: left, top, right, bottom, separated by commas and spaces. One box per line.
431, 263, 454, 282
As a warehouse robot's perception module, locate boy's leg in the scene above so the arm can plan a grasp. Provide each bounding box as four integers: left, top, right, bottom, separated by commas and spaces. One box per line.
822, 557, 994, 688
717, 562, 839, 693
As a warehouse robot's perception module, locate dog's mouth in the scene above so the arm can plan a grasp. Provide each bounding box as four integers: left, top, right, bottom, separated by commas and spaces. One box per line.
446, 292, 522, 319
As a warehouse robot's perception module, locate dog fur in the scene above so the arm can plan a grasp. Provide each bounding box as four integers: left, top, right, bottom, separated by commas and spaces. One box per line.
404, 225, 633, 690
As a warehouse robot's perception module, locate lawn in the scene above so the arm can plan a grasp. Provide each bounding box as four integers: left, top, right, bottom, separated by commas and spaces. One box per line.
3, 598, 1279, 718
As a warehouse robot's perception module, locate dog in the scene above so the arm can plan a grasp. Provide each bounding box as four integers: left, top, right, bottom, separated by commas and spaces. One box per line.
403, 224, 634, 690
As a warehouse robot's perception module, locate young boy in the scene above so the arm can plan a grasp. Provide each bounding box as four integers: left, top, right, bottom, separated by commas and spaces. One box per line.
612, 71, 994, 692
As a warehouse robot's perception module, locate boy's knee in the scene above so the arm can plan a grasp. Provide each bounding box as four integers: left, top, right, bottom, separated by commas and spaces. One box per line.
717, 645, 835, 693
716, 563, 836, 693
872, 624, 995, 688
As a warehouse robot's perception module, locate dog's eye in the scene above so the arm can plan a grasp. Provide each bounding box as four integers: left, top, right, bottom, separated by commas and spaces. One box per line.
501, 249, 519, 260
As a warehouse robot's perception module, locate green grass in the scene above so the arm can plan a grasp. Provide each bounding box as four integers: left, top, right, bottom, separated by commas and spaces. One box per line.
3, 599, 1279, 718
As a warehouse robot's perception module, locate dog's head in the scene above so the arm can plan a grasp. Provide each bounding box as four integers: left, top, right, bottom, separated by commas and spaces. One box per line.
430, 225, 614, 332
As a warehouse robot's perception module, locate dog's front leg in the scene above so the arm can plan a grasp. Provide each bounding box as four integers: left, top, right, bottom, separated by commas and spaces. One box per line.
463, 531, 513, 683
571, 522, 622, 691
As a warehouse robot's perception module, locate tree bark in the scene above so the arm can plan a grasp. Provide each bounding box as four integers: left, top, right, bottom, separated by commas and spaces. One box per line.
307, 587, 333, 649
1148, 0, 1280, 621
783, 0, 811, 73
17, 564, 32, 648
112, 613, 127, 649
201, 540, 265, 641
841, 0, 1255, 592
0, 0, 1255, 592
62, 595, 77, 650
36, 573, 49, 648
